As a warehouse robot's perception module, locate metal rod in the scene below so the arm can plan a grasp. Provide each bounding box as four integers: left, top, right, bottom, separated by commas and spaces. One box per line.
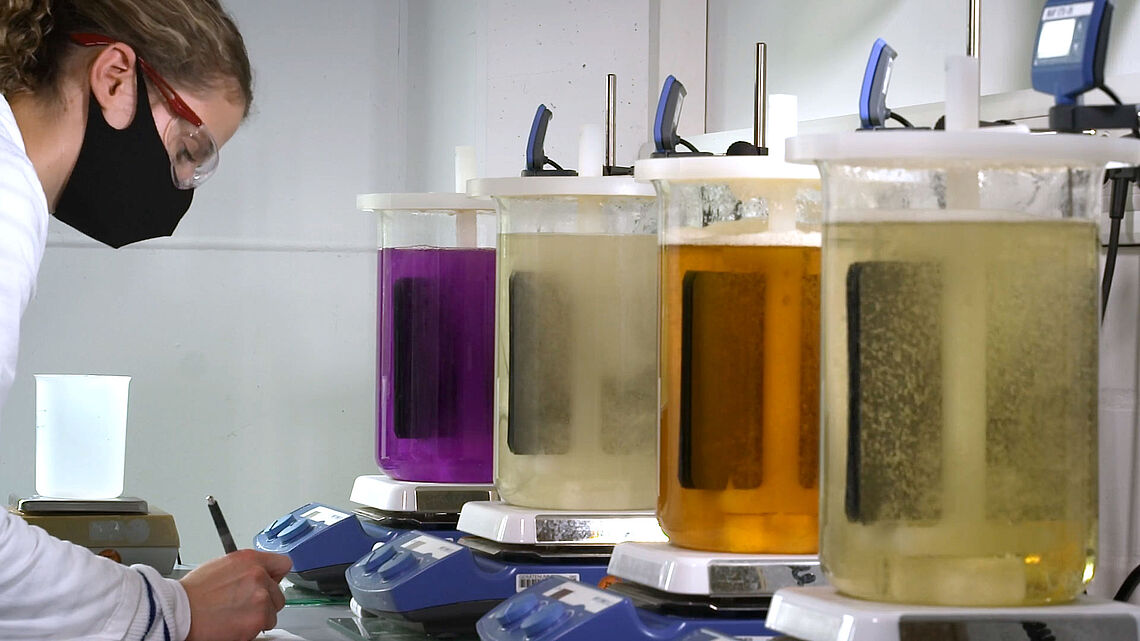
967, 0, 980, 58
605, 73, 617, 168
754, 42, 767, 150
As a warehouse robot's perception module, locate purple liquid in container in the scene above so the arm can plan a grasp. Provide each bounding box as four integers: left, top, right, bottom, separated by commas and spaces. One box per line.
377, 247, 495, 483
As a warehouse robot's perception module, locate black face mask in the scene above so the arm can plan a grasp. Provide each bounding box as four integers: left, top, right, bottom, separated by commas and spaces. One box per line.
54, 67, 193, 248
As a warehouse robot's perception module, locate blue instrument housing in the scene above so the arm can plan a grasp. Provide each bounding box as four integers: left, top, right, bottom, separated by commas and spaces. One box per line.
346, 531, 611, 633
653, 75, 685, 154
476, 577, 777, 641
1032, 0, 1111, 104
859, 38, 897, 129
253, 503, 462, 595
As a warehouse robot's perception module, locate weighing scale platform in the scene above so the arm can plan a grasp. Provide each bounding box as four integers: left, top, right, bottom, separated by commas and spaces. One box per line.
456, 501, 666, 545
608, 542, 824, 595
8, 496, 179, 576
766, 586, 1140, 641
349, 475, 497, 515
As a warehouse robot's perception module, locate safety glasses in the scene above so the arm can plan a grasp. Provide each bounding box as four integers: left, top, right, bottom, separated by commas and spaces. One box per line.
70, 33, 219, 190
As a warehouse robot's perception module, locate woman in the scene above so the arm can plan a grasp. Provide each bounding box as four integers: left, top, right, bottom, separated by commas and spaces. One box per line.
0, 1, 291, 640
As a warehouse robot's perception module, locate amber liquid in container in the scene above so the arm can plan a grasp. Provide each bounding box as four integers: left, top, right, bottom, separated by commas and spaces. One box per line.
659, 231, 821, 553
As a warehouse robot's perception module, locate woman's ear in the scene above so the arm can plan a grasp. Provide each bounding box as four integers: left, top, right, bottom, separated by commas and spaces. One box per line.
87, 42, 138, 130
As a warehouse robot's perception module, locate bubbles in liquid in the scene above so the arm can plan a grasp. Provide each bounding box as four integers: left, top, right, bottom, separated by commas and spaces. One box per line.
821, 218, 1097, 606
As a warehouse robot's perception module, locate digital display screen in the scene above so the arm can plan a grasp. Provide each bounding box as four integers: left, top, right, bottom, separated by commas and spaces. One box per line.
1034, 2, 1094, 66
1038, 17, 1077, 59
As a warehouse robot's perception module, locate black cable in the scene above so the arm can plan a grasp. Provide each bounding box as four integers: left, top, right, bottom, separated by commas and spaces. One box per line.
546, 158, 565, 171
1103, 168, 1136, 322
678, 137, 700, 154
1103, 215, 1121, 321
1100, 84, 1140, 137
1116, 563, 1140, 601
1102, 85, 1124, 105
1021, 621, 1056, 641
888, 111, 915, 128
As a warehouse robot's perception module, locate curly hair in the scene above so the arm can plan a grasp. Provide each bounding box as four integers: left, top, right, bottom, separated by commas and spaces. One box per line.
0, 0, 251, 112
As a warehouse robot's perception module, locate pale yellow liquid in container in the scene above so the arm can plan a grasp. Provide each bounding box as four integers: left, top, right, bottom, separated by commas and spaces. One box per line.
494, 233, 658, 510
821, 218, 1098, 606
658, 242, 821, 553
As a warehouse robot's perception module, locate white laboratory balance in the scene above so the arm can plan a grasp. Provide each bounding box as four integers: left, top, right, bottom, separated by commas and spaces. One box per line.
480, 52, 826, 641
255, 153, 500, 595
342, 76, 669, 637
763, 3, 1140, 640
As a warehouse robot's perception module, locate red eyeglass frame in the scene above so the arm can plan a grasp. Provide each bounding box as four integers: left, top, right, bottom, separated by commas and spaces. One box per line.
69, 33, 205, 129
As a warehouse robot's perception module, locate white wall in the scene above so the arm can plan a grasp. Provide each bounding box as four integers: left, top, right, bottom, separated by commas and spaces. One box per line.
706, 0, 1042, 128
0, 0, 399, 563
404, 1, 480, 192
479, 0, 654, 178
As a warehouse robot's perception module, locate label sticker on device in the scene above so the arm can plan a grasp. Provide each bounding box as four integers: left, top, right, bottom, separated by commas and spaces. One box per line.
543, 581, 622, 613
1043, 2, 1093, 20
399, 535, 462, 560
299, 506, 348, 526
516, 573, 580, 592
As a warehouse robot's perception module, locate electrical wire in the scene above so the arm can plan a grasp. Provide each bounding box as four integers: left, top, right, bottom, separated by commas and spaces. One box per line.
546, 158, 566, 171
1103, 214, 1121, 321
1021, 621, 1056, 641
1116, 563, 1140, 602
1102, 168, 1136, 322
888, 111, 915, 128
1100, 84, 1140, 138
678, 137, 701, 154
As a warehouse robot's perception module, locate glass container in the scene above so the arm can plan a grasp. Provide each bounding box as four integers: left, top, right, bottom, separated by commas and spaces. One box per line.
469, 177, 658, 510
35, 374, 130, 499
358, 193, 497, 484
788, 130, 1138, 606
638, 156, 822, 554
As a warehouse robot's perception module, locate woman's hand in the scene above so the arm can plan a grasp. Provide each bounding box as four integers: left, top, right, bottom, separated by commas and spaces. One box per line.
180, 549, 292, 641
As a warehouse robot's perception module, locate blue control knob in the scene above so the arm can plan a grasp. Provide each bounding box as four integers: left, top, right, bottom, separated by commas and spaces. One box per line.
264, 514, 295, 539
519, 602, 566, 638
277, 519, 311, 544
495, 592, 540, 628
361, 545, 398, 574
375, 552, 418, 581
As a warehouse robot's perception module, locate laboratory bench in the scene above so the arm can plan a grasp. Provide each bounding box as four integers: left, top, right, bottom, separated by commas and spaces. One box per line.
276, 603, 476, 641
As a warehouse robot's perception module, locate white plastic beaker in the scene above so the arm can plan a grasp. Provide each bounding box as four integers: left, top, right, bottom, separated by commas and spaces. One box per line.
35, 375, 130, 499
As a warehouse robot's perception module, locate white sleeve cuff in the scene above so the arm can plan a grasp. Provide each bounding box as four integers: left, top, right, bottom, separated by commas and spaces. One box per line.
132, 565, 192, 641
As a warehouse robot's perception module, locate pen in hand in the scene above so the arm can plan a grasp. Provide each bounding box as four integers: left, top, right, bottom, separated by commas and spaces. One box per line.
206, 495, 238, 554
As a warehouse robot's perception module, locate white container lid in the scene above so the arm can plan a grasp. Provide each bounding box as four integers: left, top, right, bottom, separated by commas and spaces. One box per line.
357, 192, 493, 212
787, 130, 1140, 167
467, 176, 654, 198
635, 155, 818, 182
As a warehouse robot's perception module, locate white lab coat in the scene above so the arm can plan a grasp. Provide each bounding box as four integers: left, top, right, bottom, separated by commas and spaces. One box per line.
0, 95, 191, 640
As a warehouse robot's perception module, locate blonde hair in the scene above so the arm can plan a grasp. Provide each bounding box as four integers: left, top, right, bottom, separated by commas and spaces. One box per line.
0, 0, 252, 113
